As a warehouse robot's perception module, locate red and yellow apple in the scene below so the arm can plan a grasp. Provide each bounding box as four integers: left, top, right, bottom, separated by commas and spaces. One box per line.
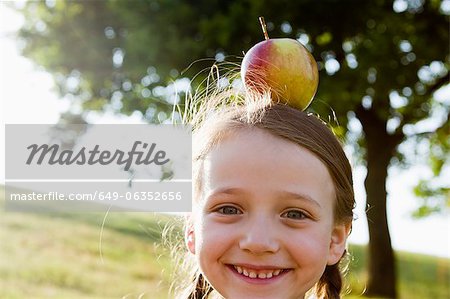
241, 38, 319, 111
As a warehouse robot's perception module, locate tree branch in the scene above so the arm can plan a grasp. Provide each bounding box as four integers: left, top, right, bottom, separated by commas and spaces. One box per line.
428, 73, 450, 95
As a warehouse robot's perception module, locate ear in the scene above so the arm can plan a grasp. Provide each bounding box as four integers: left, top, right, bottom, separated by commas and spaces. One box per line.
186, 228, 196, 254
185, 215, 196, 254
327, 222, 352, 265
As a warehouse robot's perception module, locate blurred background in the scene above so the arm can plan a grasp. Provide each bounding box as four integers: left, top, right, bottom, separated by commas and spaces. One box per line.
0, 0, 449, 298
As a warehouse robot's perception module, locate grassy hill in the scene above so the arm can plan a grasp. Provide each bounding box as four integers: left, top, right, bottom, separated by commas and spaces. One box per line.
1, 185, 180, 299
1, 185, 449, 298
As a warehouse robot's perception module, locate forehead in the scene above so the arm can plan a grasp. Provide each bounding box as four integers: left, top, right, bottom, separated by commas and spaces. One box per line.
202, 128, 335, 207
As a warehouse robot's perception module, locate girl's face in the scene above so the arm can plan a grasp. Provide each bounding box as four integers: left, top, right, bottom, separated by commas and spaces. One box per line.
187, 128, 349, 299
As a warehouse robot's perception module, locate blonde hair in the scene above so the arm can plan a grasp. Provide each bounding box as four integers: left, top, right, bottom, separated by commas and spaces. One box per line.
171, 72, 355, 299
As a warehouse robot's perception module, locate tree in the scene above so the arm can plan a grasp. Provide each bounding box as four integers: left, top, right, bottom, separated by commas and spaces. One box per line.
16, 0, 449, 297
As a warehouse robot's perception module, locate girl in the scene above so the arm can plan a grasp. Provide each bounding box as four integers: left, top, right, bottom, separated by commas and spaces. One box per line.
174, 85, 355, 299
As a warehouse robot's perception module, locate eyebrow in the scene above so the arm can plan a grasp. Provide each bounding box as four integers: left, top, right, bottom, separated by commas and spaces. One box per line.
208, 187, 321, 208
278, 190, 322, 208
207, 187, 248, 198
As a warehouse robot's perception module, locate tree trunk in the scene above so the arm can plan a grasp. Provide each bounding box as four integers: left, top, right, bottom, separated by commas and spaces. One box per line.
364, 138, 396, 298
356, 106, 402, 298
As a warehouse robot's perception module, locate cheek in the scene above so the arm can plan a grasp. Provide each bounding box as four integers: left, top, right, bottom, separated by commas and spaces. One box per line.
288, 229, 332, 262
194, 217, 233, 258
195, 220, 237, 279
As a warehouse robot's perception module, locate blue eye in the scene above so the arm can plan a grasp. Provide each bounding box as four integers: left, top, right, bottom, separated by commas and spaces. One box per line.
281, 210, 307, 220
217, 206, 242, 215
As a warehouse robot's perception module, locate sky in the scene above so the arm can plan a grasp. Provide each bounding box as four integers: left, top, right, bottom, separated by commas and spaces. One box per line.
1, 3, 449, 258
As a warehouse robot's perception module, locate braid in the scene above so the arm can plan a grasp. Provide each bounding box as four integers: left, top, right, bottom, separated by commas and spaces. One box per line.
316, 264, 343, 299
188, 273, 213, 299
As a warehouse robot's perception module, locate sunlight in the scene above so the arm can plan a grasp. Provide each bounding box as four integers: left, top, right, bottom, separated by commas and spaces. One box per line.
0, 3, 448, 258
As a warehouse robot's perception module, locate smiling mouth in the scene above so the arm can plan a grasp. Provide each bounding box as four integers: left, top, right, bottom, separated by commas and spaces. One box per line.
227, 264, 291, 279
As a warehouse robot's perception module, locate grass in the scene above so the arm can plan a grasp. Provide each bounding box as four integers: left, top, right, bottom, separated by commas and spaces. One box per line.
1, 184, 181, 299
346, 245, 450, 299
1, 185, 449, 298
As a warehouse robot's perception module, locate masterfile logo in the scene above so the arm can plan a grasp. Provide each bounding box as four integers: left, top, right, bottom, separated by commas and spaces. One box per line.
5, 124, 192, 212
26, 141, 170, 171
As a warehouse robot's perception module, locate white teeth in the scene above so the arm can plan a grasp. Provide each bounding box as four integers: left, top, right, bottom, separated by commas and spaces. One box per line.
233, 265, 285, 279
258, 273, 267, 279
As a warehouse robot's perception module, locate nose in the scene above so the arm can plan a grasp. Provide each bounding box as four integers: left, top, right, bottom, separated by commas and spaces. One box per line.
239, 215, 280, 254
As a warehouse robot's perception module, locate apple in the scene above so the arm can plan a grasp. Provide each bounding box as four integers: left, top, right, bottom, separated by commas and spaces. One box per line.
241, 38, 319, 111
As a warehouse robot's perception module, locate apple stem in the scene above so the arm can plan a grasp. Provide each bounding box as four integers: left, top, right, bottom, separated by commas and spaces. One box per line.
259, 16, 269, 40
